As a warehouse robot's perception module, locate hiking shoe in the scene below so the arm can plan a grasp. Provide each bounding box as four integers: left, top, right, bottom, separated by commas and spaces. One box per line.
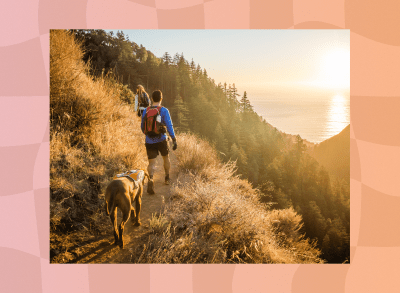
147, 179, 155, 194
165, 175, 171, 185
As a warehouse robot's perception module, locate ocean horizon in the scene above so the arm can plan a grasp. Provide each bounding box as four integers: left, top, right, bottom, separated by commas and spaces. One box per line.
247, 87, 350, 144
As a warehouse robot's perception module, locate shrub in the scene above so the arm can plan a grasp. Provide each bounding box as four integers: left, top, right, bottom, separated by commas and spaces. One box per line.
50, 30, 147, 234
136, 133, 323, 264
175, 133, 219, 174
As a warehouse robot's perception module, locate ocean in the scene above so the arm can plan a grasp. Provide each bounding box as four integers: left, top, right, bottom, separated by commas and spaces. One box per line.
248, 87, 350, 144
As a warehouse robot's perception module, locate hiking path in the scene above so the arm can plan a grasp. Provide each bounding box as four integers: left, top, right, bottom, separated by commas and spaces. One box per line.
65, 151, 177, 264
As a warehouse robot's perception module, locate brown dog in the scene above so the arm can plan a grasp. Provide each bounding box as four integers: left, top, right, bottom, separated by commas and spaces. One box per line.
105, 170, 149, 248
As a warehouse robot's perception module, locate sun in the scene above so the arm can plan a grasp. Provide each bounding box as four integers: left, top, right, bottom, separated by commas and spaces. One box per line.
318, 48, 350, 90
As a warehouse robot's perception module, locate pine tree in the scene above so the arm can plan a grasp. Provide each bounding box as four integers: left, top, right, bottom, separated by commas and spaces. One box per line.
240, 91, 253, 113
190, 59, 196, 72
172, 96, 189, 133
162, 52, 172, 67
229, 143, 248, 177
137, 45, 148, 63
214, 122, 228, 156
173, 53, 181, 65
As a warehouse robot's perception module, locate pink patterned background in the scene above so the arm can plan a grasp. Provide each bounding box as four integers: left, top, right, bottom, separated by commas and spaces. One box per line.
1, 0, 399, 292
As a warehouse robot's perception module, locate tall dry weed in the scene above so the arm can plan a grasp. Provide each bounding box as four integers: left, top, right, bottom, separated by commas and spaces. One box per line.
137, 133, 322, 263
50, 30, 147, 235
175, 133, 220, 174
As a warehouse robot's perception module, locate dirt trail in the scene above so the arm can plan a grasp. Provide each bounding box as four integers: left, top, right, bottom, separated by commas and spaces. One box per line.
69, 151, 178, 264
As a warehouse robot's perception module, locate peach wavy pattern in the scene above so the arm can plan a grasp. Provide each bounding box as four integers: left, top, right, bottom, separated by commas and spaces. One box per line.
0, 0, 399, 292
88, 265, 151, 292
193, 265, 235, 293
38, 0, 88, 33
0, 97, 49, 147
250, 0, 294, 28
346, 247, 400, 292
358, 185, 400, 247
0, 39, 48, 96
345, 0, 400, 46
40, 34, 50, 88
0, 191, 40, 256
358, 140, 400, 197
294, 22, 343, 29
86, 0, 158, 28
349, 123, 356, 140
350, 138, 361, 181
157, 4, 205, 28
155, 0, 204, 10
351, 97, 400, 146
232, 265, 299, 292
0, 0, 40, 47
0, 248, 42, 292
350, 179, 362, 247
292, 265, 350, 293
128, 0, 156, 8
40, 262, 90, 293
293, 0, 345, 28
34, 188, 50, 259
33, 143, 50, 191
150, 265, 193, 292
349, 247, 357, 263
0, 144, 41, 197
350, 33, 400, 97
204, 0, 250, 29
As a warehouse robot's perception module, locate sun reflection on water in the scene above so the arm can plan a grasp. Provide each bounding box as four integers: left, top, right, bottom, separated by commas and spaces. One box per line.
326, 94, 350, 138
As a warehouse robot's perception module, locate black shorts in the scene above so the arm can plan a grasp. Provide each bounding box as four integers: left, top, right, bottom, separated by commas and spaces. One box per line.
145, 140, 169, 159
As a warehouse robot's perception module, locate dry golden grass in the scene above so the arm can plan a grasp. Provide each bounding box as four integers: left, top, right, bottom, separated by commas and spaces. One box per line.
137, 133, 323, 264
50, 30, 322, 264
50, 30, 146, 234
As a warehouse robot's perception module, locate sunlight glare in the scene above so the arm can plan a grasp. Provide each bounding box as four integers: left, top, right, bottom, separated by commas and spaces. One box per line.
318, 49, 350, 90
327, 94, 349, 138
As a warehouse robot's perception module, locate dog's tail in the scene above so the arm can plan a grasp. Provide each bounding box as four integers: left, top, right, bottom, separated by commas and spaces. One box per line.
105, 200, 110, 215
105, 190, 116, 216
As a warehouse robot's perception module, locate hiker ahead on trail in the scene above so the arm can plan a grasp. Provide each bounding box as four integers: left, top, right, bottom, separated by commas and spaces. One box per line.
141, 90, 177, 194
135, 85, 151, 117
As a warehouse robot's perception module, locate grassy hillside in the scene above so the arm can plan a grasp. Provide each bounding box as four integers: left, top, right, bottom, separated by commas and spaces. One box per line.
74, 30, 349, 264
137, 134, 322, 263
312, 125, 350, 183
50, 30, 147, 246
50, 30, 323, 263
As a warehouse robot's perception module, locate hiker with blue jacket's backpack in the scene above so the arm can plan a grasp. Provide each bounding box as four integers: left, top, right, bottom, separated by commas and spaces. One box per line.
141, 90, 177, 194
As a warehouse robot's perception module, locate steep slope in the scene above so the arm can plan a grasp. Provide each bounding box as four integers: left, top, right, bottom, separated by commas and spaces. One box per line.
311, 125, 350, 183
50, 30, 324, 264
52, 154, 176, 264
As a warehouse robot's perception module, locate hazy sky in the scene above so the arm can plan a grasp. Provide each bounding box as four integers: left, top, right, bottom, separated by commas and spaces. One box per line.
107, 29, 349, 97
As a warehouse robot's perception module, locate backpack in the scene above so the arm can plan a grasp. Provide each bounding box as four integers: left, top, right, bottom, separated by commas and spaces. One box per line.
139, 92, 150, 108
137, 92, 150, 117
143, 106, 165, 137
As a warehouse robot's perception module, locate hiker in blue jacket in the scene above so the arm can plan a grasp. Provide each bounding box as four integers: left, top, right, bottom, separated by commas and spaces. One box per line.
141, 90, 177, 194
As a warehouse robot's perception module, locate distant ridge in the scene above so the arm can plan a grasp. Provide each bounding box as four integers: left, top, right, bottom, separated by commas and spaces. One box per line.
311, 125, 350, 183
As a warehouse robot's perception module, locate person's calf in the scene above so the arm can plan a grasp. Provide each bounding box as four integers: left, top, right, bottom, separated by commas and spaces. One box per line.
147, 158, 156, 176
165, 174, 171, 185
147, 177, 155, 194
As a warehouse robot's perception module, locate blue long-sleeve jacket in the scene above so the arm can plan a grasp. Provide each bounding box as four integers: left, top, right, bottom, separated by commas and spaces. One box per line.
141, 106, 176, 144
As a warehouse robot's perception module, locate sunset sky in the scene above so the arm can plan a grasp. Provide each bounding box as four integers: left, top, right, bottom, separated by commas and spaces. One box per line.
107, 29, 349, 96
105, 29, 350, 142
